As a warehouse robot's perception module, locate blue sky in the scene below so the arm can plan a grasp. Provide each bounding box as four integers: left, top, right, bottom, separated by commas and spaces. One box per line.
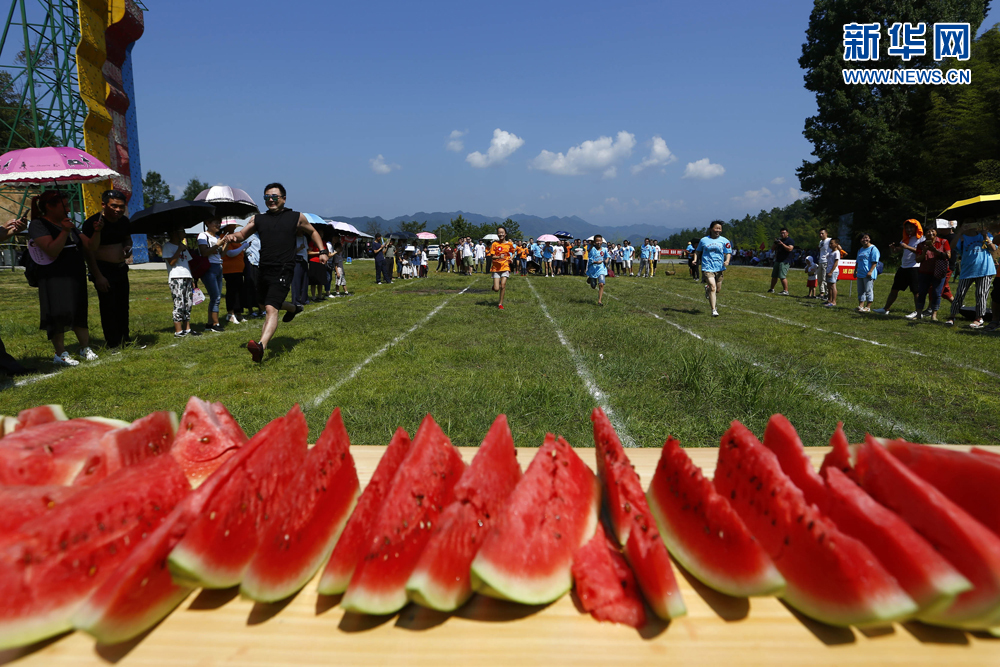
132, 1, 999, 228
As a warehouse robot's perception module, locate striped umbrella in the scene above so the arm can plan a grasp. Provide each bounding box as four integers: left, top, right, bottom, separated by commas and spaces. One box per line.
194, 185, 259, 218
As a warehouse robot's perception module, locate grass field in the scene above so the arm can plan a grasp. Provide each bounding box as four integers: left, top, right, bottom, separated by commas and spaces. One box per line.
1, 261, 998, 447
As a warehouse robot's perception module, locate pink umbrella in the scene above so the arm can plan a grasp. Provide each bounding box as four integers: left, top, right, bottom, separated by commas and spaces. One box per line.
0, 146, 119, 186
537, 233, 560, 242
416, 231, 437, 240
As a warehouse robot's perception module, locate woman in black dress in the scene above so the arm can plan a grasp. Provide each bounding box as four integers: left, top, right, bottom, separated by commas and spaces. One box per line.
28, 191, 99, 366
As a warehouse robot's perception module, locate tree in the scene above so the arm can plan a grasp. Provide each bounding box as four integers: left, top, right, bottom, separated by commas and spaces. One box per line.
182, 178, 210, 201
399, 220, 426, 234
363, 219, 383, 237
501, 218, 523, 240
142, 171, 171, 206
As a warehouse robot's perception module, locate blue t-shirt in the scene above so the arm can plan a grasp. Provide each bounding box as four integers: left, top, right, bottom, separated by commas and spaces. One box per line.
530, 243, 541, 259
856, 245, 881, 280
685, 243, 694, 256
587, 246, 608, 278
696, 235, 732, 273
623, 245, 634, 261
955, 233, 996, 279
639, 245, 650, 260
542, 246, 553, 260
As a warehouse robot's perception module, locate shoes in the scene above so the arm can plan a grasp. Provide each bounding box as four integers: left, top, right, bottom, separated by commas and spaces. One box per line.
873, 308, 888, 315
247, 340, 264, 363
712, 309, 719, 317
341, 292, 350, 297
239, 317, 249, 324
53, 351, 79, 367
376, 281, 381, 285
79, 347, 99, 361
498, 304, 504, 310
970, 319, 985, 329
823, 302, 836, 308
186, 329, 203, 337
984, 321, 1000, 331
205, 324, 223, 333
922, 309, 932, 317
228, 315, 240, 324
945, 320, 954, 326
778, 291, 789, 296
174, 330, 187, 338
282, 304, 304, 323
767, 289, 775, 293
904, 311, 919, 320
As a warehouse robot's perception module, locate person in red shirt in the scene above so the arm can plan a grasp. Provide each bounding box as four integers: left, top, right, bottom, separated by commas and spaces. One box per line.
910, 227, 950, 321
489, 226, 516, 310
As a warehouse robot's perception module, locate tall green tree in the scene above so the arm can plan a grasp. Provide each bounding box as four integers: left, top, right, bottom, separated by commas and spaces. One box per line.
142, 171, 172, 206
501, 217, 523, 240
797, 0, 988, 241
399, 220, 426, 233
182, 178, 210, 201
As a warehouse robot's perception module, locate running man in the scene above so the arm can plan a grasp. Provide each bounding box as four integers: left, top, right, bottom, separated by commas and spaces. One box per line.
490, 226, 515, 309
693, 221, 732, 317
586, 234, 609, 306
222, 183, 327, 362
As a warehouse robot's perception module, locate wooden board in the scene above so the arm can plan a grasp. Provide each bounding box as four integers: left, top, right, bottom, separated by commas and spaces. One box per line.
3, 445, 999, 666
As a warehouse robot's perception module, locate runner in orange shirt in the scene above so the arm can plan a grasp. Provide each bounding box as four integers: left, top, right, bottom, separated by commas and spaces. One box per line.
490, 226, 516, 310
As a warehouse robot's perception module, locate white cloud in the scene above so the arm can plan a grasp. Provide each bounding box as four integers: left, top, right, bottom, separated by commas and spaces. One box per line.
370, 154, 400, 174
770, 176, 786, 185
683, 158, 725, 179
466, 128, 525, 168
731, 186, 806, 208
539, 192, 551, 200
645, 198, 685, 211
630, 136, 677, 175
531, 131, 636, 176
446, 130, 467, 153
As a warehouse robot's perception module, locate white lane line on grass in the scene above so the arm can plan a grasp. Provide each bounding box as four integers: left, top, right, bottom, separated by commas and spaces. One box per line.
309, 283, 476, 410
527, 279, 636, 447
610, 294, 937, 442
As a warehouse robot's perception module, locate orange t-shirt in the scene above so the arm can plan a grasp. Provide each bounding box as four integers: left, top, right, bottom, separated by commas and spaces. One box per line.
490, 241, 516, 272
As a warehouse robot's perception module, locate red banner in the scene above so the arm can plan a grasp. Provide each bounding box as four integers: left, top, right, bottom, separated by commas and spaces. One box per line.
837, 259, 857, 281
660, 249, 686, 257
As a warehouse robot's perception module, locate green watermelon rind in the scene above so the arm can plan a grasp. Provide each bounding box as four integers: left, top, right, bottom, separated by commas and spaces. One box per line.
406, 569, 463, 612
240, 493, 359, 604
0, 603, 76, 651
168, 539, 244, 590
781, 581, 919, 628
470, 475, 601, 606
340, 582, 409, 616
73, 585, 193, 646
646, 489, 786, 599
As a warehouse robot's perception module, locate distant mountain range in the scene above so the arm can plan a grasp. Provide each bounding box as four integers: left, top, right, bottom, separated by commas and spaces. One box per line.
324, 211, 684, 243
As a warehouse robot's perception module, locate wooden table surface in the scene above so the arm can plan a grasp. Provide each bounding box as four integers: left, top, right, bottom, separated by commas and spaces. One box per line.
3, 444, 999, 666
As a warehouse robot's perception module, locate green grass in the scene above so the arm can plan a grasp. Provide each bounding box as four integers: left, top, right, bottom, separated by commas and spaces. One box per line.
1, 262, 997, 447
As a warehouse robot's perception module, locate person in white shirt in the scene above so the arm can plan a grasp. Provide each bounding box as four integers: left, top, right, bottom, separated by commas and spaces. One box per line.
816, 228, 831, 299
163, 228, 201, 338
421, 246, 429, 278
462, 237, 474, 275
475, 241, 486, 274
552, 242, 565, 275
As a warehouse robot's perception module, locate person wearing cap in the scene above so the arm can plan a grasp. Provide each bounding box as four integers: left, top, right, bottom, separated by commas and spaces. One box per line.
873, 219, 923, 316
80, 189, 134, 348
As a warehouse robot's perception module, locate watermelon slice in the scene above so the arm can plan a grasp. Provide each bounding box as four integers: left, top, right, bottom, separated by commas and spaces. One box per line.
819, 422, 853, 476
341, 415, 466, 615
14, 405, 67, 431
855, 438, 1000, 629
971, 447, 1000, 462
0, 486, 80, 534
882, 440, 1000, 538
241, 408, 360, 603
100, 410, 178, 469
591, 408, 687, 618
761, 414, 829, 511
572, 523, 646, 628
406, 414, 522, 612
471, 434, 600, 606
168, 405, 308, 589
647, 436, 784, 598
0, 417, 130, 486
0, 456, 190, 649
171, 397, 248, 487
317, 427, 411, 596
713, 421, 917, 627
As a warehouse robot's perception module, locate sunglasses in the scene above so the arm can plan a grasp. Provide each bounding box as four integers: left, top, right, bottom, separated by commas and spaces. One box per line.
263, 194, 283, 202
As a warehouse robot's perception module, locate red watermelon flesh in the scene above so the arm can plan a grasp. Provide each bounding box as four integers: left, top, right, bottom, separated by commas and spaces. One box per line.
341, 414, 466, 615
855, 438, 1000, 629
406, 414, 522, 612
0, 456, 190, 649
971, 447, 1000, 462
471, 434, 600, 606
761, 414, 828, 512
168, 405, 308, 589
647, 436, 784, 599
171, 397, 248, 487
591, 408, 687, 618
713, 421, 916, 627
317, 427, 411, 596
100, 411, 178, 470
242, 408, 360, 603
819, 422, 853, 477
572, 523, 646, 628
0, 417, 130, 487
14, 405, 67, 431
0, 486, 80, 534
882, 440, 1000, 538
823, 467, 971, 613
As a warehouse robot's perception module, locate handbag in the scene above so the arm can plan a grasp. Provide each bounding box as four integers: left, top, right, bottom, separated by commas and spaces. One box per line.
191, 287, 206, 306
189, 254, 210, 282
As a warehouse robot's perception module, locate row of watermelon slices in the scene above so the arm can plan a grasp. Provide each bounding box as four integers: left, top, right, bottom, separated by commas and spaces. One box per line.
1, 401, 999, 650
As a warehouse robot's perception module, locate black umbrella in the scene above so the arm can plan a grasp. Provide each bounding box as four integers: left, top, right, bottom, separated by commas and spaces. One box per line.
130, 200, 217, 235
389, 231, 417, 240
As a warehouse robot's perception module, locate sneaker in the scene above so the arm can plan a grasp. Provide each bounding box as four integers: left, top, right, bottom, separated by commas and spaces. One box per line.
767, 289, 775, 293
922, 309, 933, 317
823, 302, 836, 308
247, 340, 264, 363
186, 329, 203, 336
498, 304, 504, 310
174, 330, 187, 338
970, 319, 985, 329
53, 351, 79, 367
904, 311, 919, 320
341, 292, 350, 297
712, 309, 719, 317
873, 308, 888, 315
778, 291, 789, 296
376, 281, 381, 285
79, 347, 99, 361
945, 320, 954, 326
282, 304, 304, 323
227, 315, 240, 324
984, 321, 1000, 332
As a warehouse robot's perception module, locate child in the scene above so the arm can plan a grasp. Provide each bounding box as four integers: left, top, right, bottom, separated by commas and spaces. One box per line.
586, 234, 609, 306
332, 242, 348, 296
162, 228, 202, 337
804, 254, 817, 298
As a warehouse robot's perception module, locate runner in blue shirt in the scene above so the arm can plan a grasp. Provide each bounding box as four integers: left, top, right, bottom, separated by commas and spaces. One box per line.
586, 234, 609, 305
622, 241, 635, 276
638, 238, 651, 278
686, 240, 699, 280
694, 221, 732, 317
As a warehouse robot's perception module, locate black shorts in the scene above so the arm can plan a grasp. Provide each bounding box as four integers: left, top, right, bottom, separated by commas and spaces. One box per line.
257, 264, 293, 309
307, 261, 326, 286
891, 266, 919, 293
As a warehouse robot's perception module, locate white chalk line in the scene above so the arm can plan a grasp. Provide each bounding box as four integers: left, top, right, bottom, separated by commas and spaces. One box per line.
526, 279, 637, 447
609, 294, 937, 442
309, 283, 476, 410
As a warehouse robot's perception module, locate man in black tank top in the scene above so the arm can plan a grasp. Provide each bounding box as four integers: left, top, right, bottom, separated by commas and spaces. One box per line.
223, 183, 327, 362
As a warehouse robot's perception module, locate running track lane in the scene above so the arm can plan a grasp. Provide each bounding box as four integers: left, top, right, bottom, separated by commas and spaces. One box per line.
526, 279, 637, 448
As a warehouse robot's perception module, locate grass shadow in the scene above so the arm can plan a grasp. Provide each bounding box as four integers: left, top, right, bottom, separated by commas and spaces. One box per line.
394, 603, 451, 631
247, 590, 300, 626
338, 611, 396, 633
453, 594, 552, 623
902, 621, 970, 645
662, 307, 700, 316
315, 593, 343, 616
779, 600, 855, 645
675, 560, 749, 622
260, 336, 300, 361
0, 631, 71, 665
188, 586, 240, 610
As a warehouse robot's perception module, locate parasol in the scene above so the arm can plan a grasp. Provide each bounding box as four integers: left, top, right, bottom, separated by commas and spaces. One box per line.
482, 233, 499, 241
939, 194, 1000, 223
130, 200, 217, 235
553, 230, 573, 239
194, 185, 259, 218
0, 146, 119, 186
416, 231, 437, 240
537, 234, 560, 242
